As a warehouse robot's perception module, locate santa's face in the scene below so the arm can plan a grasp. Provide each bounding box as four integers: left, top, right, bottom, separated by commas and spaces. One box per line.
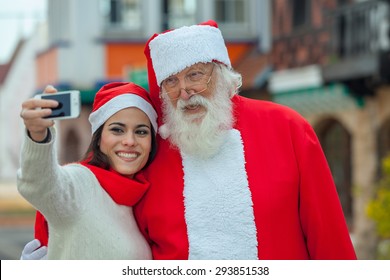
159, 64, 234, 158
160, 62, 215, 122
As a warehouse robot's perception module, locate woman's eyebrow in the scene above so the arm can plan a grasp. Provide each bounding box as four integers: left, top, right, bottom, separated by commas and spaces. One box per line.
108, 122, 125, 127
109, 122, 151, 129
136, 124, 151, 129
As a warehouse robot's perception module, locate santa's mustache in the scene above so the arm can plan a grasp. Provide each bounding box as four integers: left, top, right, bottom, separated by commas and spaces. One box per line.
177, 95, 210, 112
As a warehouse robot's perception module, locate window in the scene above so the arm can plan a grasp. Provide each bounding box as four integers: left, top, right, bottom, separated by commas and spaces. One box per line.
163, 0, 197, 30
292, 0, 309, 28
215, 0, 245, 24
101, 0, 142, 30
338, 0, 348, 6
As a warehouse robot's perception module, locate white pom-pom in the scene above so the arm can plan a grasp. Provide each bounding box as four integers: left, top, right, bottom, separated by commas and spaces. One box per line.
158, 124, 170, 139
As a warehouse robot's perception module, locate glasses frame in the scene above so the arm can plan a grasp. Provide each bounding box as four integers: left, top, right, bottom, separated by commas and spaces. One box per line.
160, 64, 215, 101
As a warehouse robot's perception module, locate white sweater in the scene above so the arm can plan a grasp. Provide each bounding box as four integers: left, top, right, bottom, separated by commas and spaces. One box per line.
17, 128, 152, 260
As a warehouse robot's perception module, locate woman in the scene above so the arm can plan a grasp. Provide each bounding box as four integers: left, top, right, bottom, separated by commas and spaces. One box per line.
17, 82, 157, 259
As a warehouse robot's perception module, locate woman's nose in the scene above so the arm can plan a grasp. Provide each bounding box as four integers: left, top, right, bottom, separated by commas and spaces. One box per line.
122, 134, 136, 146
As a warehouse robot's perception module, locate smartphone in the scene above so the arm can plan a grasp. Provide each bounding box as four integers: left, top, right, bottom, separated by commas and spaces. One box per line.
34, 90, 81, 120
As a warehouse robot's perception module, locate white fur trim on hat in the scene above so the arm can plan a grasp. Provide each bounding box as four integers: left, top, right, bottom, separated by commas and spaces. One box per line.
89, 94, 158, 135
149, 25, 231, 85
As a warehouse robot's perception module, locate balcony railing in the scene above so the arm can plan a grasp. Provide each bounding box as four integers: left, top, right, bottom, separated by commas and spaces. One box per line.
328, 0, 390, 59
321, 0, 390, 94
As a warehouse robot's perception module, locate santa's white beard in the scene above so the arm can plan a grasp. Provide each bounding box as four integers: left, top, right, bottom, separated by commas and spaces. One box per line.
160, 88, 234, 159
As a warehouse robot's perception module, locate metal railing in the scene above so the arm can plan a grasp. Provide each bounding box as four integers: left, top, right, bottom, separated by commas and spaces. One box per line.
328, 0, 390, 59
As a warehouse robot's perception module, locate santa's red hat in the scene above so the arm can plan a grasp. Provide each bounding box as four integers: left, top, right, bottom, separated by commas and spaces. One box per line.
144, 20, 231, 119
89, 82, 157, 134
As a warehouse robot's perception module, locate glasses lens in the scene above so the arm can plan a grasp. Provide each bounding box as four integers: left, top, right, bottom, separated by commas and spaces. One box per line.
163, 64, 214, 100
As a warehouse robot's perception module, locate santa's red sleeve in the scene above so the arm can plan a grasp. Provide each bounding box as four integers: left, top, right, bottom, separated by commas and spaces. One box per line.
34, 211, 49, 246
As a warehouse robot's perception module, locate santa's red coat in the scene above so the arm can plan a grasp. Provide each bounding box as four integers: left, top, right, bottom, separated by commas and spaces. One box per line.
134, 95, 357, 260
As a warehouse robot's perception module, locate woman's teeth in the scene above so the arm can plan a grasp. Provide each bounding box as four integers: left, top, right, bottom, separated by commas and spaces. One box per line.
117, 152, 137, 159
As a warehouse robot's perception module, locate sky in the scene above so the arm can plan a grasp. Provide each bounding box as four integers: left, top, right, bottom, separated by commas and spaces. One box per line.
0, 0, 47, 64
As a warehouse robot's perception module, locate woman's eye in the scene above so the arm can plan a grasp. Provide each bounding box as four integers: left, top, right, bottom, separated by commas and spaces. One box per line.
135, 129, 149, 136
110, 127, 124, 133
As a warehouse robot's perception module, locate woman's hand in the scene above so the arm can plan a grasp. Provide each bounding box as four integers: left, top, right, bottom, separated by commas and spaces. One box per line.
20, 85, 59, 142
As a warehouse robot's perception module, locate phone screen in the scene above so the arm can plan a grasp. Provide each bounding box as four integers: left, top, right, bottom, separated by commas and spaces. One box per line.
41, 93, 71, 118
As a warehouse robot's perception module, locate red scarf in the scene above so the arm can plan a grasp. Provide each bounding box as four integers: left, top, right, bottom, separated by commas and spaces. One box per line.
34, 161, 150, 246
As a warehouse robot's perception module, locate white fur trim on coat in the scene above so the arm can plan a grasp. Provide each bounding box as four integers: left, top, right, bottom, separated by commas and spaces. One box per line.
182, 129, 258, 259
89, 94, 158, 135
149, 25, 231, 85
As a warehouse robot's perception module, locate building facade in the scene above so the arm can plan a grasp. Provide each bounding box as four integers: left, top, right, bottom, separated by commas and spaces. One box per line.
265, 0, 390, 259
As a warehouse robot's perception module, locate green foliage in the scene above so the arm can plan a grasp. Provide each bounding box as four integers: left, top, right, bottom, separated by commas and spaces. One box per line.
377, 240, 390, 260
367, 155, 390, 239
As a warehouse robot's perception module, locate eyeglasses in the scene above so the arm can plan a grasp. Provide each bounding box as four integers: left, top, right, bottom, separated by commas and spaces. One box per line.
161, 64, 215, 101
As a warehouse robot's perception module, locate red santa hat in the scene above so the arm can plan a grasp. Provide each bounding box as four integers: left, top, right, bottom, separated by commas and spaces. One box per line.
89, 82, 157, 134
144, 20, 231, 119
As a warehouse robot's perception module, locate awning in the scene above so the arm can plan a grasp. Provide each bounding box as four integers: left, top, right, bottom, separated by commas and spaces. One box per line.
272, 83, 361, 116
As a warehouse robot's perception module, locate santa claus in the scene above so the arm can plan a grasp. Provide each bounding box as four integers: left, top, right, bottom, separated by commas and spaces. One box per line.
134, 20, 357, 260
